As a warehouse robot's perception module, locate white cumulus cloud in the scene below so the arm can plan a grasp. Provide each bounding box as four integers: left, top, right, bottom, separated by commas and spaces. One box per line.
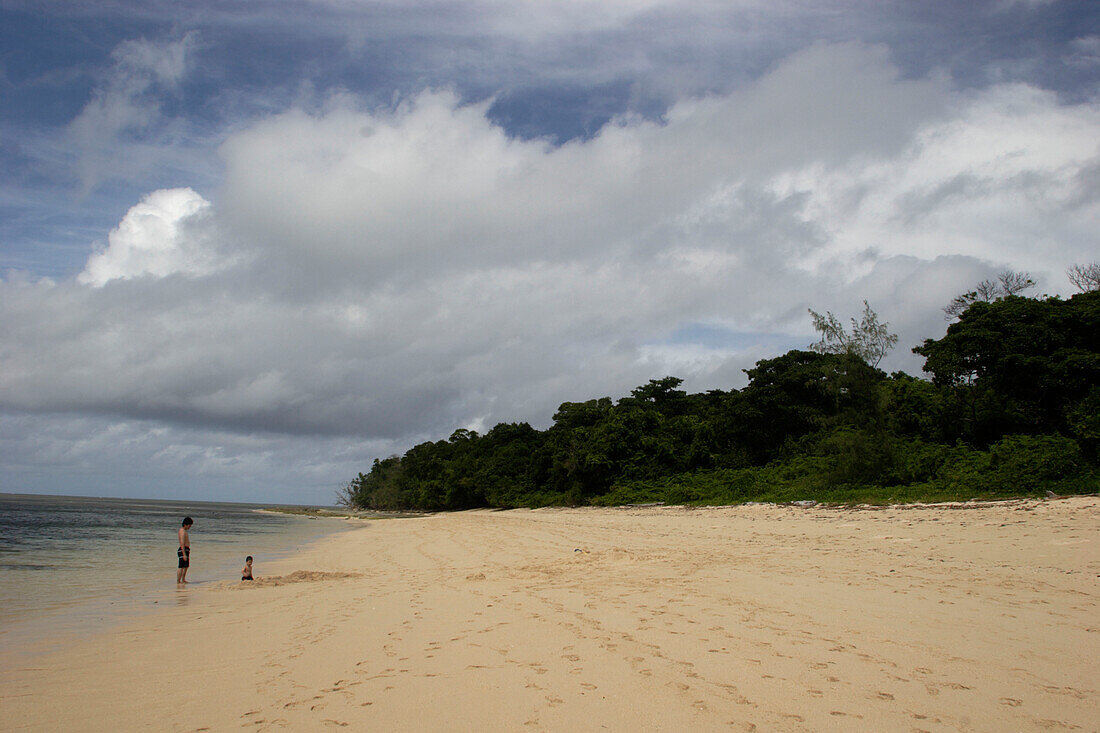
78, 188, 221, 287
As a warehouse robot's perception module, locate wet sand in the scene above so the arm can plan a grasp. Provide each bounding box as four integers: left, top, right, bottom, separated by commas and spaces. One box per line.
1, 496, 1097, 731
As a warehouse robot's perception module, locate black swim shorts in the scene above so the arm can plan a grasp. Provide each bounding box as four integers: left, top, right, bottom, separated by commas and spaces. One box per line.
177, 546, 190, 568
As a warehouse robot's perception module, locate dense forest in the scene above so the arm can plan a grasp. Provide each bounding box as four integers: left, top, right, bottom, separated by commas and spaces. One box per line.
343, 278, 1100, 510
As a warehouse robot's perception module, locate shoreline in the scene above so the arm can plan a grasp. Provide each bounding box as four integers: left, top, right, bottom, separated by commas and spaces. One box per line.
0, 508, 354, 661
258, 505, 426, 519
268, 491, 1099, 517
2, 496, 1097, 731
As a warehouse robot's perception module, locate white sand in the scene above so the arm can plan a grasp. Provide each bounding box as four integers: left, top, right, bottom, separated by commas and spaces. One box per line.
2, 496, 1097, 731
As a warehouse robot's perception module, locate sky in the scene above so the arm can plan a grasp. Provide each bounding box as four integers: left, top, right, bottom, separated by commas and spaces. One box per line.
1, 0, 1098, 504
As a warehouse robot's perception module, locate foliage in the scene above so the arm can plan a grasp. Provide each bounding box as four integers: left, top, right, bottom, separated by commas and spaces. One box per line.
807, 300, 898, 368
346, 291, 1099, 511
591, 435, 1095, 507
943, 270, 1035, 320
914, 291, 1100, 442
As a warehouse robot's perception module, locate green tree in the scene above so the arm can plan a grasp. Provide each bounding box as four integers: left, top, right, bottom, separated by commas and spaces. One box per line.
808, 300, 898, 368
342, 286, 1098, 511
628, 377, 688, 409
879, 371, 961, 444
730, 351, 879, 463
943, 270, 1035, 320
473, 422, 543, 507
914, 291, 1100, 440
348, 456, 408, 510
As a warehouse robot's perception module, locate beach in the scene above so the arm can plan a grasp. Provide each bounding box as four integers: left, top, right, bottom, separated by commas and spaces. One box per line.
0, 495, 351, 659
2, 497, 1097, 732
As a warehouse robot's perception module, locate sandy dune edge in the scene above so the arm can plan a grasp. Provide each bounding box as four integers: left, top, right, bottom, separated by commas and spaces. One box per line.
2, 497, 1097, 731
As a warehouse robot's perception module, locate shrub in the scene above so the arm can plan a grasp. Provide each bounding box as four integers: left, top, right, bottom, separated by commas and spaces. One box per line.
933, 434, 1087, 497
986, 434, 1084, 493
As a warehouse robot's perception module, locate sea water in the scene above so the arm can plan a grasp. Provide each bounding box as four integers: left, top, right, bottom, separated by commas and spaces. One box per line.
0, 493, 352, 655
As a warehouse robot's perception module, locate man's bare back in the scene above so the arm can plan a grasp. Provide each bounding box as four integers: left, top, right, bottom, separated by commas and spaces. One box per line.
177, 517, 193, 584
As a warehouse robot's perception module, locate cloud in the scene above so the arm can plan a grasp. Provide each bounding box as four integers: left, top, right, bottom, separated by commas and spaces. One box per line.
78, 188, 221, 286
769, 82, 1100, 277
217, 44, 950, 284
66, 34, 197, 192
0, 411, 395, 503
992, 0, 1058, 9
1067, 35, 1100, 67
3, 42, 1099, 501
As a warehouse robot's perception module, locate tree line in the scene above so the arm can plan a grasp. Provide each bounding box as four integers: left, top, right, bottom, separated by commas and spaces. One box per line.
343, 272, 1100, 510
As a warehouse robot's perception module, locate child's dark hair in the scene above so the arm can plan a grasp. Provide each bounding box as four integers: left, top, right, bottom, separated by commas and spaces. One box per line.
245, 555, 253, 562
182, 516, 193, 526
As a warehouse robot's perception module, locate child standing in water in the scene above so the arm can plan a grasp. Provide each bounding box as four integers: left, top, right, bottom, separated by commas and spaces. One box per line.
241, 555, 254, 581
177, 517, 193, 584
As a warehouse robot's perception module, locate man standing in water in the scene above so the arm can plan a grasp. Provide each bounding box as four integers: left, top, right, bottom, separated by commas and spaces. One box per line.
177, 517, 193, 584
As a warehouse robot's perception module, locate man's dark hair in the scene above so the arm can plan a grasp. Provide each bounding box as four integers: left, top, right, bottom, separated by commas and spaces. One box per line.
182, 516, 193, 526
246, 555, 253, 562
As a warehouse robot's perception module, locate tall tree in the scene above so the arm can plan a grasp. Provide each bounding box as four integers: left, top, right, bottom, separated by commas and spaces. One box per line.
943, 270, 1035, 319
1067, 263, 1100, 293
807, 300, 898, 368
915, 291, 1100, 439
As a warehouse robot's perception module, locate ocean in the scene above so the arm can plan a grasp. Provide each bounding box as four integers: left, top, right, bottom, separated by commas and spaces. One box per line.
0, 493, 353, 655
